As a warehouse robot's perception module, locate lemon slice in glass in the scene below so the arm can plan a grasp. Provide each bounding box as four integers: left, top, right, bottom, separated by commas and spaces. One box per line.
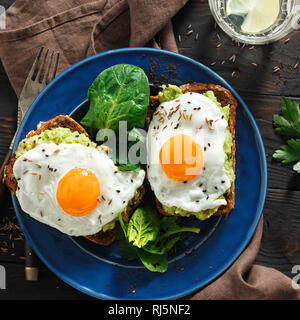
226, 0, 280, 34
226, 0, 255, 16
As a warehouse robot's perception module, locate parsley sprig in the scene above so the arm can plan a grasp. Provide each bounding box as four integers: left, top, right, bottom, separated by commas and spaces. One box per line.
273, 97, 300, 173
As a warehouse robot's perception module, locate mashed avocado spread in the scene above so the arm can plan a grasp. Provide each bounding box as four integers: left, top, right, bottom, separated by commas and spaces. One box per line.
15, 127, 97, 158
158, 85, 235, 220
102, 189, 141, 232
158, 84, 182, 103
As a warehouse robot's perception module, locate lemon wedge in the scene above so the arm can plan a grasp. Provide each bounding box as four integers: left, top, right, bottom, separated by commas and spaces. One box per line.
226, 0, 280, 34
226, 0, 254, 16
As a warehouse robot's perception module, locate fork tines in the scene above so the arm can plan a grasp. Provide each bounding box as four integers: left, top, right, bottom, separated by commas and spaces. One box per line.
30, 47, 60, 84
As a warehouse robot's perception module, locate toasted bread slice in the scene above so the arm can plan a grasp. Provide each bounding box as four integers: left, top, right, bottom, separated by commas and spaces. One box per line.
4, 115, 144, 245
147, 83, 237, 218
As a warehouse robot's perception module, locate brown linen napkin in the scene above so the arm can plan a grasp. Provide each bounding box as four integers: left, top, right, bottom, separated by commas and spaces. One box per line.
0, 0, 186, 97
0, 0, 300, 300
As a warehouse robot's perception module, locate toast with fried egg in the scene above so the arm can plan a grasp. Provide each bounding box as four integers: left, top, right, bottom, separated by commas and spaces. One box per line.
146, 83, 237, 218
3, 115, 145, 246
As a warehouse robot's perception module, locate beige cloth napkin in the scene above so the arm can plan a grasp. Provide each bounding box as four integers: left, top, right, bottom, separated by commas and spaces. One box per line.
0, 0, 299, 300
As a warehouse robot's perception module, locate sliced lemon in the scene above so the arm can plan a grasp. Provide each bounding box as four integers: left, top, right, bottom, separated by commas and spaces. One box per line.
241, 0, 280, 33
226, 0, 280, 34
226, 0, 254, 16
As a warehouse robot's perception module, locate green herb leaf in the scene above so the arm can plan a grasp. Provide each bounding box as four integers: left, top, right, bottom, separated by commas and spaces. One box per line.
273, 139, 300, 163
127, 207, 160, 248
81, 64, 150, 132
293, 161, 300, 173
273, 97, 300, 137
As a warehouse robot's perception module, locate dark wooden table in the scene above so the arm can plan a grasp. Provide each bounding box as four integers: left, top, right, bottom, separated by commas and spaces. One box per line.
0, 0, 299, 300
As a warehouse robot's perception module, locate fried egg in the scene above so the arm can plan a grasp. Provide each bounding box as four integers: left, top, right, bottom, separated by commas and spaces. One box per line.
146, 92, 231, 213
13, 143, 145, 236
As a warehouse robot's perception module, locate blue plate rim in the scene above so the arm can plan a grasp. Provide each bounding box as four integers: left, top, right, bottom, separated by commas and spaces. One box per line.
11, 47, 268, 300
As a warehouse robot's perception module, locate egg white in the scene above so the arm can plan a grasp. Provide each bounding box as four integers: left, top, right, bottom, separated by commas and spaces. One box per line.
13, 143, 145, 236
146, 92, 231, 213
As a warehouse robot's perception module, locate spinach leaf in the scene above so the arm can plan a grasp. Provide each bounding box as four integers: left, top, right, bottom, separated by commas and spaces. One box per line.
144, 216, 200, 255
118, 210, 128, 238
117, 207, 200, 273
117, 162, 141, 172
115, 127, 146, 172
128, 127, 146, 144
127, 207, 160, 248
116, 230, 138, 261
81, 64, 150, 133
135, 248, 168, 273
158, 216, 200, 240
117, 211, 167, 272
143, 233, 181, 255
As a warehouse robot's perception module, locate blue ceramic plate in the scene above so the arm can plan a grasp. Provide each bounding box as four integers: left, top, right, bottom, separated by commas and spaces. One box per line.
12, 48, 267, 300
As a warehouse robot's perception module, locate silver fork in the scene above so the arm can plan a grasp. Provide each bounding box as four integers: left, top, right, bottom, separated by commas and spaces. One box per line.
0, 47, 60, 280
18, 47, 60, 126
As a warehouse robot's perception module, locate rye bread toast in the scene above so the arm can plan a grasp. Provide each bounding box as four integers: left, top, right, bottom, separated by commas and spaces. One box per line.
3, 115, 144, 245
146, 83, 237, 218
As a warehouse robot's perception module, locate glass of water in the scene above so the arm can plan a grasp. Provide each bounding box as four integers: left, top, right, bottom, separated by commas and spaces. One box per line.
209, 0, 300, 44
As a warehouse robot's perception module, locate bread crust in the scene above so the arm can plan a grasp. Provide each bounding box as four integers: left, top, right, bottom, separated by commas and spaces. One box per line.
147, 83, 237, 218
3, 115, 89, 194
4, 115, 145, 245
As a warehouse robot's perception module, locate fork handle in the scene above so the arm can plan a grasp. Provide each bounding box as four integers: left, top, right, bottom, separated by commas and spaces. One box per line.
0, 147, 12, 201
25, 240, 39, 281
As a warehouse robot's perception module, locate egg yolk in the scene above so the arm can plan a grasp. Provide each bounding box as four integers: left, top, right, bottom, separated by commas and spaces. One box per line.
159, 134, 204, 181
56, 168, 100, 217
